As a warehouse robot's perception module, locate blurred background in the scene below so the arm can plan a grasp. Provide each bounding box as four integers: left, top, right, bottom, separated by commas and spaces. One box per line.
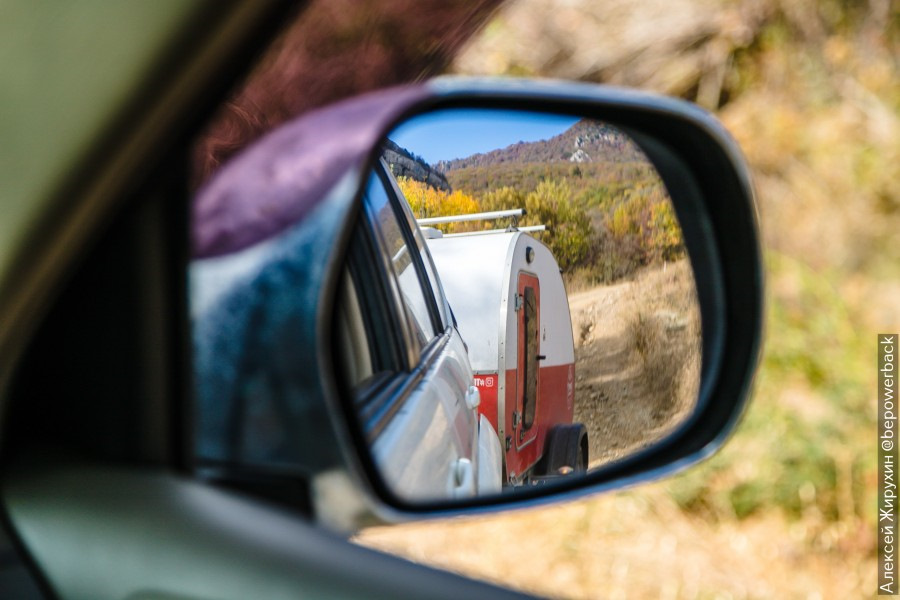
350, 0, 898, 598
202, 0, 898, 597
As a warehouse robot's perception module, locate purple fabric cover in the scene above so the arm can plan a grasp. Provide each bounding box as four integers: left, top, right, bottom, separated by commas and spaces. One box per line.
192, 85, 430, 258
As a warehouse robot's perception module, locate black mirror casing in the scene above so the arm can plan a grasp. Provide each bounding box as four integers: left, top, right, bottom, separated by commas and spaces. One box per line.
333, 79, 760, 519
189, 77, 762, 522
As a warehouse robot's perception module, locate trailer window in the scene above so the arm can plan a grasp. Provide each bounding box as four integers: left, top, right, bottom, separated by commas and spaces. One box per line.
523, 285, 538, 430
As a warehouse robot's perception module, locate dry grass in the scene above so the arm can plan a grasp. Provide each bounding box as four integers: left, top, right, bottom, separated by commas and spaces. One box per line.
356, 482, 875, 599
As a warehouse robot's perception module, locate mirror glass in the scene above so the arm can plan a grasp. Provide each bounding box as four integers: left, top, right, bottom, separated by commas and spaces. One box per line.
189, 104, 702, 506
343, 108, 702, 501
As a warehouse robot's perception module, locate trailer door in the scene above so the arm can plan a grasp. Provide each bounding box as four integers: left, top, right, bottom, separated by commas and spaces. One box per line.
516, 273, 540, 450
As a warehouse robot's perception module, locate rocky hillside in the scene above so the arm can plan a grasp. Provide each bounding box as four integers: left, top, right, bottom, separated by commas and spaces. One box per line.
381, 139, 451, 192
435, 119, 645, 172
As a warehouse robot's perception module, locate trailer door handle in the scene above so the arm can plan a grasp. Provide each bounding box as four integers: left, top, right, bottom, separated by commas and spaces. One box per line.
537, 355, 547, 361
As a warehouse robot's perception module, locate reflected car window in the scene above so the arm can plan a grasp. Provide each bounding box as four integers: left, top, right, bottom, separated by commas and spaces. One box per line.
334, 269, 375, 390
364, 171, 437, 351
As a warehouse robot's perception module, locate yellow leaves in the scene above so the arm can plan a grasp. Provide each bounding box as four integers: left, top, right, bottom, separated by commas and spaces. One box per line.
396, 177, 480, 233
605, 189, 685, 264
609, 204, 635, 239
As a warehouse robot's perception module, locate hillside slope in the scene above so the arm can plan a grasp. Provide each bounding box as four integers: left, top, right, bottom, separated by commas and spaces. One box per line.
436, 119, 645, 172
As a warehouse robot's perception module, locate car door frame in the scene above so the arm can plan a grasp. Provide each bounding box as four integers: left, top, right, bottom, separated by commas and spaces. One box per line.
354, 161, 480, 501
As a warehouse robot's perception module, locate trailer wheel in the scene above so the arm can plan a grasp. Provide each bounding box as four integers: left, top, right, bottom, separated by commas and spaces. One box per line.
541, 423, 589, 475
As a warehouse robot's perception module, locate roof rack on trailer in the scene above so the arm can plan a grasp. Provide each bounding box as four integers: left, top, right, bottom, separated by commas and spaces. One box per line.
416, 208, 525, 226
417, 208, 549, 239
442, 224, 546, 238
420, 224, 548, 240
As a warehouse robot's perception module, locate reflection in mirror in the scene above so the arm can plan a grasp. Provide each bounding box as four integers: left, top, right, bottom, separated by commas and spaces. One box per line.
348, 108, 702, 501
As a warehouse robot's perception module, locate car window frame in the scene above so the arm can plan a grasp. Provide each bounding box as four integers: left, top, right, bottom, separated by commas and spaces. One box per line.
341, 218, 408, 396
350, 162, 456, 439
381, 164, 450, 334
365, 162, 449, 350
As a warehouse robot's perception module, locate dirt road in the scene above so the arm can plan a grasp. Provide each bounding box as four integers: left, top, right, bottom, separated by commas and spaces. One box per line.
568, 259, 701, 467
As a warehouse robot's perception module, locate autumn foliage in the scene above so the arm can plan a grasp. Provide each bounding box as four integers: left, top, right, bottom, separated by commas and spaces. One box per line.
399, 163, 685, 284
395, 177, 480, 234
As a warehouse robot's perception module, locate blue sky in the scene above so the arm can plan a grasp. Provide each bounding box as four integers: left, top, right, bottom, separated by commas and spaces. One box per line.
389, 109, 579, 164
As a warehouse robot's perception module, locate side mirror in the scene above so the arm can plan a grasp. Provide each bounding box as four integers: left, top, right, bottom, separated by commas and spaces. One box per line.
190, 78, 762, 521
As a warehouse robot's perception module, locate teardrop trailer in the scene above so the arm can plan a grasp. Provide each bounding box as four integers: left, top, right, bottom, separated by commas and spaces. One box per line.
421, 210, 589, 486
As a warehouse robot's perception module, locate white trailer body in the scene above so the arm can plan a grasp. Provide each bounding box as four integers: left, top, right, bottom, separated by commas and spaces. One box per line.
426, 231, 577, 482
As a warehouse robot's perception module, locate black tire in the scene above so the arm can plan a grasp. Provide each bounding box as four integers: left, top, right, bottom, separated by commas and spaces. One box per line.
540, 423, 589, 475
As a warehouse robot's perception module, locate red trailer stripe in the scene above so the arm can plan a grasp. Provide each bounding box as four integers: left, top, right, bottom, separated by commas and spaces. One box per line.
476, 363, 575, 482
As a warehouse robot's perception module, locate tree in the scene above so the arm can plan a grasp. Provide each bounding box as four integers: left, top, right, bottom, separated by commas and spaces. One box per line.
396, 176, 480, 233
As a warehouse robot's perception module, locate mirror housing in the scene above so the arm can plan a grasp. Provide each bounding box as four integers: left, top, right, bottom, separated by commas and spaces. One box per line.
190, 77, 762, 525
